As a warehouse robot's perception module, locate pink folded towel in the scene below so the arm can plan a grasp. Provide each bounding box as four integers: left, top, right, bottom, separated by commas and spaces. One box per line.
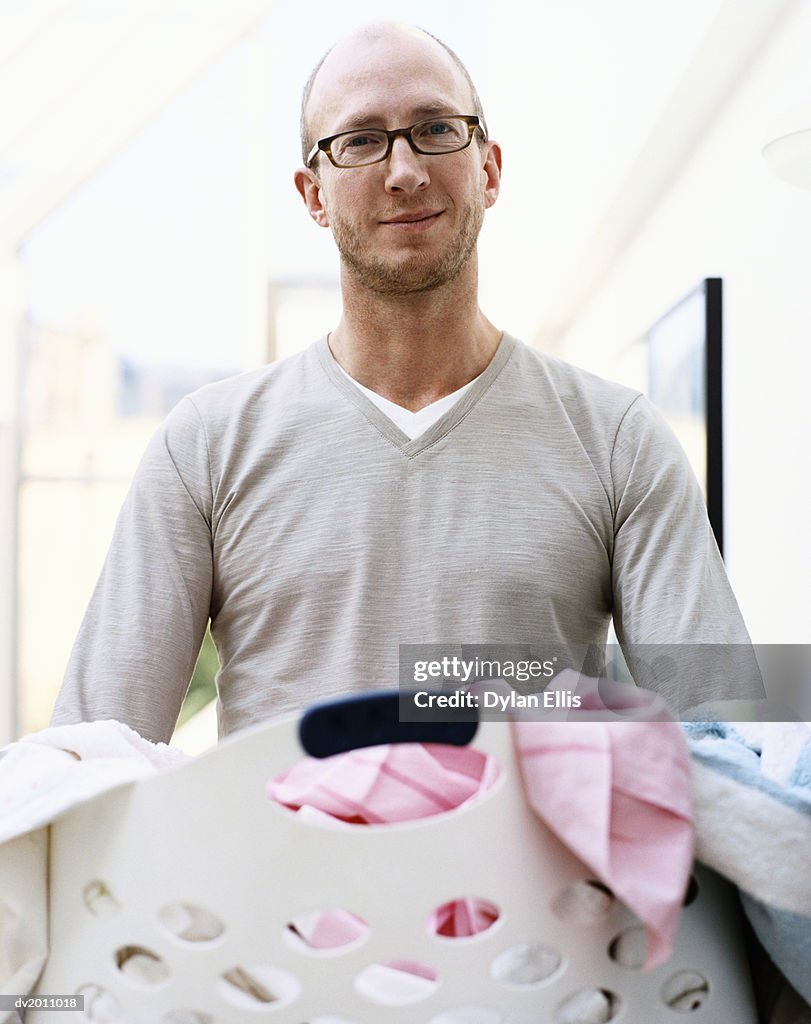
270, 742, 497, 825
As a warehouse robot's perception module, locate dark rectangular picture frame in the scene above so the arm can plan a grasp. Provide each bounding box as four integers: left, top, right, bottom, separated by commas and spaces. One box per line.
644, 277, 724, 557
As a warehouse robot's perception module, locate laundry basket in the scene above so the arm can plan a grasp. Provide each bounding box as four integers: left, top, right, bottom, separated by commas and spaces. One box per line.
31, 692, 757, 1024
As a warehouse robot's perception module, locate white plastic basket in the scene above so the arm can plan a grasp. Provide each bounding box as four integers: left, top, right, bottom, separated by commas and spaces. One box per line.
31, 697, 757, 1024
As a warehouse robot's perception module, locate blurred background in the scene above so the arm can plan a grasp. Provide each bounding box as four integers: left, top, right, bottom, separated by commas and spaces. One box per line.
1, 0, 810, 747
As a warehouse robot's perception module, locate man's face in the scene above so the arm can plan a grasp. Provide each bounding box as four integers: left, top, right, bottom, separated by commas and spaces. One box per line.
295, 28, 501, 297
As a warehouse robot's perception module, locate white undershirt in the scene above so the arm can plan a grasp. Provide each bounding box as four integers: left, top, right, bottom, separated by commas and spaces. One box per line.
335, 363, 480, 439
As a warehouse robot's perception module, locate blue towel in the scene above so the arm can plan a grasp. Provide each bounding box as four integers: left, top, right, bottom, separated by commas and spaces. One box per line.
684, 721, 811, 1003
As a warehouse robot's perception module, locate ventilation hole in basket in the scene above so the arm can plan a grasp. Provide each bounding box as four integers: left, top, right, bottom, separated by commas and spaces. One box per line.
607, 926, 647, 968
427, 897, 501, 939
354, 961, 438, 1006
554, 987, 621, 1023
113, 946, 170, 986
76, 983, 123, 1023
428, 1009, 503, 1024
552, 880, 614, 924
661, 970, 710, 1012
162, 1012, 218, 1024
158, 902, 225, 943
82, 880, 120, 918
218, 964, 301, 1010
490, 941, 562, 985
284, 908, 370, 951
682, 875, 699, 906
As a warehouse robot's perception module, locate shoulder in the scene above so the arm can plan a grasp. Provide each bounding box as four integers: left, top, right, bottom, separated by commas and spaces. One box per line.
138, 343, 327, 494
162, 341, 327, 441
503, 335, 645, 442
186, 344, 317, 416
507, 336, 639, 413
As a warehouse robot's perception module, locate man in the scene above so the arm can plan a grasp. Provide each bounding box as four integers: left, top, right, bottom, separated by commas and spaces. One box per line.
52, 21, 753, 744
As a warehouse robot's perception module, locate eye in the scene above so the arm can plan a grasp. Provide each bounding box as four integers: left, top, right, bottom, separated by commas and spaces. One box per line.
339, 132, 380, 149
413, 119, 466, 147
333, 130, 386, 161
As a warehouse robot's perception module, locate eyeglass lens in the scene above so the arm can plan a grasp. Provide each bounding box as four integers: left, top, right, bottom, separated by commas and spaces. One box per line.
330, 117, 471, 166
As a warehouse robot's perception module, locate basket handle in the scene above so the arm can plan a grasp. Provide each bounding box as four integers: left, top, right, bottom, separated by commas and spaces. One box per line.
298, 690, 479, 758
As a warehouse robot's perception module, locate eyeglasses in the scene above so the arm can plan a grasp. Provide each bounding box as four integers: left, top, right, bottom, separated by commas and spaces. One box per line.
307, 114, 486, 169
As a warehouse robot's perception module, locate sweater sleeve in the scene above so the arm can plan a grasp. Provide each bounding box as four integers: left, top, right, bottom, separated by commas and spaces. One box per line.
609, 395, 760, 709
50, 398, 214, 744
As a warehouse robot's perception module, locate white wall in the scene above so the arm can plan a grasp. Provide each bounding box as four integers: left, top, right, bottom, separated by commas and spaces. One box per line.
0, 254, 23, 743
560, 1, 811, 642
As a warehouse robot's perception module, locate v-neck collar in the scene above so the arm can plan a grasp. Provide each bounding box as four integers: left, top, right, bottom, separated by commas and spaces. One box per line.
316, 332, 517, 457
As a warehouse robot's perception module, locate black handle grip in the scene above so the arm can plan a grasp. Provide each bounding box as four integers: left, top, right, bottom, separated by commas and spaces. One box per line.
298, 690, 479, 758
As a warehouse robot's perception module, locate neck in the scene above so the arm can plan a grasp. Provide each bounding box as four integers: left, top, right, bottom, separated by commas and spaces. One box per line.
328, 256, 502, 412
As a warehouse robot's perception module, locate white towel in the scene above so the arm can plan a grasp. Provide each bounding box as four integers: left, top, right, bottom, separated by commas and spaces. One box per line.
0, 720, 188, 1021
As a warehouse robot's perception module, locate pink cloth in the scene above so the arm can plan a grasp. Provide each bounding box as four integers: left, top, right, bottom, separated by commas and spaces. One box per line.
511, 671, 694, 968
267, 678, 693, 969
270, 742, 497, 825
513, 719, 693, 968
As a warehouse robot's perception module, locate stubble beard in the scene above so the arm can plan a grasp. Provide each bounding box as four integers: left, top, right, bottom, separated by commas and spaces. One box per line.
329, 196, 485, 297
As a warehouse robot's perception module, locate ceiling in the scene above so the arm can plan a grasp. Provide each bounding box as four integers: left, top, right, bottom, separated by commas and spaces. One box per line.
0, 0, 278, 244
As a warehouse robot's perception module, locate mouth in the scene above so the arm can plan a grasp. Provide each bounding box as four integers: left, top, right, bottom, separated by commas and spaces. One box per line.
380, 209, 444, 230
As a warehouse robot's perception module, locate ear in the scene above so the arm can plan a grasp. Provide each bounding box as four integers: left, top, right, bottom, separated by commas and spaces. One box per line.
481, 141, 502, 209
294, 166, 330, 228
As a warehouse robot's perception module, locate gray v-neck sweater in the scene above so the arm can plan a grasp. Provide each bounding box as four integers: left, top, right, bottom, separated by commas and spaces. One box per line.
52, 334, 751, 742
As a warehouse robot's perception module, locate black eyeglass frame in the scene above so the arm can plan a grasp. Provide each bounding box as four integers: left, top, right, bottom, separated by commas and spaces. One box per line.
306, 114, 487, 169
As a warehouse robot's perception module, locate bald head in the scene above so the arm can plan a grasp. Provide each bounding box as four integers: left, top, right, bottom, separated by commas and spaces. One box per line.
299, 22, 487, 166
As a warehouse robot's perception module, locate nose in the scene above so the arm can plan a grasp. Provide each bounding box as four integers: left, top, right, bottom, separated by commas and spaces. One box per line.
384, 135, 430, 195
